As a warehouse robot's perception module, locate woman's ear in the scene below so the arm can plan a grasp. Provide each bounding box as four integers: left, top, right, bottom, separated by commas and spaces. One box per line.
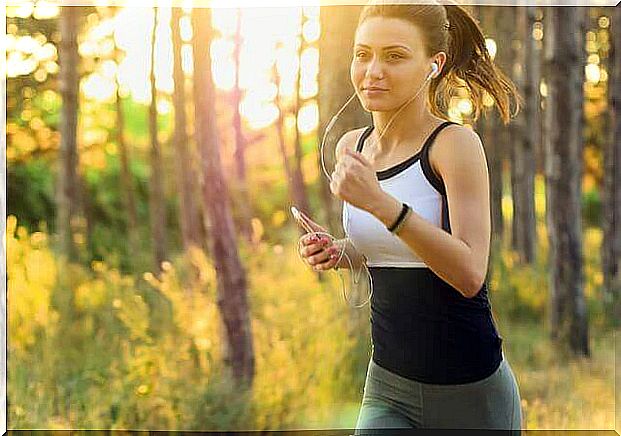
433, 51, 448, 76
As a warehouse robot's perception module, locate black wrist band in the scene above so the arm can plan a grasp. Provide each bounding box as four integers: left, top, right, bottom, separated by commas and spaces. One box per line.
387, 203, 411, 233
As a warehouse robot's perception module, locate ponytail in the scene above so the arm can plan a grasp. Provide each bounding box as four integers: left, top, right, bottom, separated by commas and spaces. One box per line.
358, 3, 521, 125
429, 5, 521, 124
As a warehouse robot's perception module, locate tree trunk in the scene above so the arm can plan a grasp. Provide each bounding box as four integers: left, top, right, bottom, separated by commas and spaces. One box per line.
490, 6, 515, 247
149, 7, 167, 273
483, 113, 504, 239
318, 5, 370, 235
480, 7, 505, 242
543, 7, 590, 356
54, 7, 82, 393
115, 52, 140, 272
272, 58, 313, 227
272, 61, 297, 203
291, 10, 312, 226
230, 8, 254, 245
57, 6, 80, 262
0, 65, 5, 435
512, 7, 538, 264
192, 7, 255, 386
602, 6, 621, 323
523, 6, 541, 259
172, 7, 203, 259
534, 7, 546, 175
509, 6, 521, 254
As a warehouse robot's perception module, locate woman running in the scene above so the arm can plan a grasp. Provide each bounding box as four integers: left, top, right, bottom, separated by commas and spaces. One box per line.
297, 2, 522, 433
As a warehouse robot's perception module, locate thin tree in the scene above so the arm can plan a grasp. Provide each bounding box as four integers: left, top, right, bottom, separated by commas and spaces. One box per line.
114, 45, 140, 271
602, 6, 621, 323
54, 6, 83, 386
508, 7, 522, 253
0, 67, 4, 436
480, 6, 505, 242
495, 6, 515, 248
272, 55, 299, 209
229, 8, 254, 245
192, 7, 255, 386
291, 9, 312, 222
171, 7, 203, 258
543, 7, 590, 356
148, 7, 167, 273
512, 6, 538, 264
57, 5, 80, 262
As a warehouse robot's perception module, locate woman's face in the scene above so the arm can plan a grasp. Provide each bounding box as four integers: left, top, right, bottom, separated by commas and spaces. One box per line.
351, 17, 433, 112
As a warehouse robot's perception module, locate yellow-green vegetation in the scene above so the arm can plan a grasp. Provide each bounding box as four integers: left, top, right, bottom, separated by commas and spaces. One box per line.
489, 175, 614, 429
7, 207, 615, 430
8, 216, 368, 430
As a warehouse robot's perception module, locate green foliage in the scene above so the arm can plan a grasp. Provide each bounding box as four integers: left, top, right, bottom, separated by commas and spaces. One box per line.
8, 192, 616, 430
8, 217, 367, 430
7, 5, 616, 430
7, 152, 615, 431
7, 159, 56, 234
489, 239, 548, 323
582, 188, 602, 228
490, 219, 610, 330
121, 98, 172, 144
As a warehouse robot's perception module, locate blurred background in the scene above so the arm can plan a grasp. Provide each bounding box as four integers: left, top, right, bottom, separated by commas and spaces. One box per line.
5, 2, 620, 431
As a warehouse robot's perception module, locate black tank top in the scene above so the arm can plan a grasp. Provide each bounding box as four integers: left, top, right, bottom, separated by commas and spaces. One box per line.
357, 122, 503, 384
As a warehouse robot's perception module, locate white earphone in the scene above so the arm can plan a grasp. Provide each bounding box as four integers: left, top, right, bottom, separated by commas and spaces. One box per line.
427, 62, 439, 80
311, 59, 442, 307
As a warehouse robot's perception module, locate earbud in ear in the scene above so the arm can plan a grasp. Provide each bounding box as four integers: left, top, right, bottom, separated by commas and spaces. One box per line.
427, 62, 439, 80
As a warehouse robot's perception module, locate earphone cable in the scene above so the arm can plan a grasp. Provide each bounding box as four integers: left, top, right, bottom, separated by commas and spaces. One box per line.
313, 64, 437, 308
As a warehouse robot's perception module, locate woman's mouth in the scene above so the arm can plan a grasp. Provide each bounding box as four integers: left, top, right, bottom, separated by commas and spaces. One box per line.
362, 87, 389, 95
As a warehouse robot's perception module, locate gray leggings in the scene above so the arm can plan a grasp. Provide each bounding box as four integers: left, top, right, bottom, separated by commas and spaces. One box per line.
354, 356, 522, 434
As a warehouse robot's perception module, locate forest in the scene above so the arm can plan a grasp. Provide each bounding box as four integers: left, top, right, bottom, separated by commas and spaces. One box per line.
5, 2, 621, 431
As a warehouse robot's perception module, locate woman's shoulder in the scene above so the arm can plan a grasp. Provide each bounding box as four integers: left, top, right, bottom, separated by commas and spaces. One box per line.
430, 123, 486, 177
335, 126, 371, 160
437, 122, 481, 142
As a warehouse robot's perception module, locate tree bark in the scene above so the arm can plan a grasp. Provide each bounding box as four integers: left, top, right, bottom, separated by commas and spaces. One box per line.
292, 10, 312, 226
490, 6, 515, 248
115, 51, 140, 271
272, 52, 312, 223
543, 7, 590, 356
172, 7, 203, 258
509, 7, 521, 254
480, 7, 505, 242
602, 6, 621, 323
149, 7, 167, 273
272, 62, 298, 210
54, 7, 82, 386
484, 114, 505, 239
57, 6, 80, 262
230, 8, 254, 245
512, 7, 538, 264
0, 58, 5, 435
192, 7, 255, 386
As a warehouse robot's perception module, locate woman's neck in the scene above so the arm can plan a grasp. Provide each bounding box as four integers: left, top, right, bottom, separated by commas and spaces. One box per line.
370, 101, 444, 156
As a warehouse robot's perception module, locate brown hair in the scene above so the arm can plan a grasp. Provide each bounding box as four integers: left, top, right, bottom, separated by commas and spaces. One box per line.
357, 3, 521, 124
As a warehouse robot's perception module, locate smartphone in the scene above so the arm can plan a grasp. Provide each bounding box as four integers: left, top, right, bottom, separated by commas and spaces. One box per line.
290, 206, 315, 234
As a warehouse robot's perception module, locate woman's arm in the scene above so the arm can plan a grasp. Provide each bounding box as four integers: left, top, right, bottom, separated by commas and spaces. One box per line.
366, 126, 491, 298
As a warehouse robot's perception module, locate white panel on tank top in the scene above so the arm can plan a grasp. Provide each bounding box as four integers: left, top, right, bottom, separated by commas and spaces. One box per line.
342, 160, 443, 268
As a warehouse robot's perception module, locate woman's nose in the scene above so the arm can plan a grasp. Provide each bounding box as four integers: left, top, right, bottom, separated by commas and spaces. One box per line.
365, 56, 384, 80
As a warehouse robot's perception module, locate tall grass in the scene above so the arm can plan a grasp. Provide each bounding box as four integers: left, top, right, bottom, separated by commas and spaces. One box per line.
7, 195, 616, 430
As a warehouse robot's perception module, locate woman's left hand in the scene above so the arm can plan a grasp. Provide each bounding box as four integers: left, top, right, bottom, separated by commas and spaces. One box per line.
330, 148, 385, 213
